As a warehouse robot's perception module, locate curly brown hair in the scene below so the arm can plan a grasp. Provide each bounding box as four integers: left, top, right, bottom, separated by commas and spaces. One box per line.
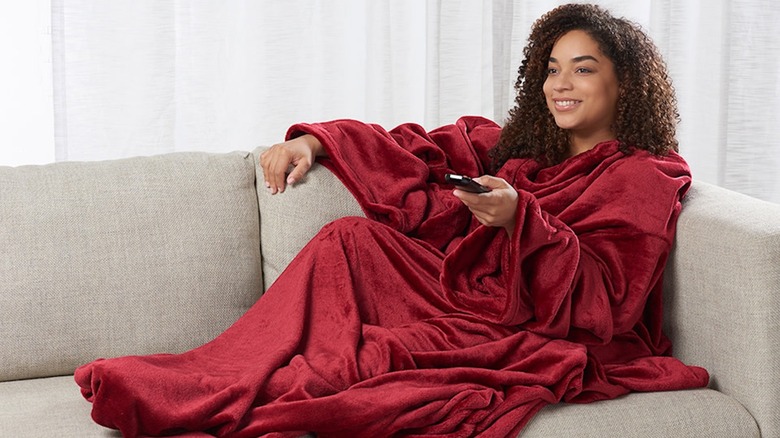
490, 3, 679, 169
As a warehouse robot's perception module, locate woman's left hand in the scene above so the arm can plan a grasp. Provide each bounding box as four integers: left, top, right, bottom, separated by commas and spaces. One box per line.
452, 175, 518, 236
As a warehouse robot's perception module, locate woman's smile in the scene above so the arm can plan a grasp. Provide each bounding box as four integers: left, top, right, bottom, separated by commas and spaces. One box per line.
552, 98, 582, 111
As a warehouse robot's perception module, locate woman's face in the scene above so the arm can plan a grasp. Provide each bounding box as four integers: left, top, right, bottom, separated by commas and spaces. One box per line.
543, 30, 619, 152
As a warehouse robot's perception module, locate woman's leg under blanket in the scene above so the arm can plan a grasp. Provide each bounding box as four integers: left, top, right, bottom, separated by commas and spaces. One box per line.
75, 216, 454, 436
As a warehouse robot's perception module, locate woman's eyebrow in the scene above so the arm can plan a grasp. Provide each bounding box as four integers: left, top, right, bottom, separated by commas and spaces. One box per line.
548, 55, 600, 63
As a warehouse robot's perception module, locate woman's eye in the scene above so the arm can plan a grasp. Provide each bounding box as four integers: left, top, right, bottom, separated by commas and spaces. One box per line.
546, 68, 558, 75
576, 67, 592, 74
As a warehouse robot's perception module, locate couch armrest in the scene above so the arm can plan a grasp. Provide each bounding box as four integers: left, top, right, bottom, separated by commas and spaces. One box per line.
664, 181, 780, 437
252, 147, 364, 291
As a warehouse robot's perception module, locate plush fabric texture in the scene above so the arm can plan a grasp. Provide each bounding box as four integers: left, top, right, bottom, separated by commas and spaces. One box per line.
75, 117, 708, 437
0, 151, 262, 382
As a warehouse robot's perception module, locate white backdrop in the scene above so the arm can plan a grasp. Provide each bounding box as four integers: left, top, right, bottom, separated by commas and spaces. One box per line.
0, 0, 54, 166
3, 1, 779, 203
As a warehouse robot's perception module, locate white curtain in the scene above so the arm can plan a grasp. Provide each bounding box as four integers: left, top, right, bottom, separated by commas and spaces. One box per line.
49, 0, 780, 203
656, 0, 780, 204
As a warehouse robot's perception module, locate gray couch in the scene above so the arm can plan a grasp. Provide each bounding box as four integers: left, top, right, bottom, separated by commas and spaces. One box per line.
1, 148, 778, 437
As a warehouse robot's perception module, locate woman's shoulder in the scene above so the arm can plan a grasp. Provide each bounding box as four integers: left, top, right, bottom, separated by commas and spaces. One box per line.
621, 146, 691, 180
497, 140, 690, 190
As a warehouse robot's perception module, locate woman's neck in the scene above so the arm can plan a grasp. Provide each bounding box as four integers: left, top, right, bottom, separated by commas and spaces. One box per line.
568, 131, 616, 157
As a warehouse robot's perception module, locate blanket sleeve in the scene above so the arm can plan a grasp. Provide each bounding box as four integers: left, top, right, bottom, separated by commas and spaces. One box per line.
441, 152, 692, 348
286, 116, 500, 250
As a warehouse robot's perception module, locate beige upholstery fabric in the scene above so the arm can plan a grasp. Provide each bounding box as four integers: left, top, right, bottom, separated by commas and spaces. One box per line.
663, 181, 780, 438
0, 377, 755, 438
252, 147, 364, 290
0, 377, 118, 437
522, 389, 758, 437
0, 151, 263, 382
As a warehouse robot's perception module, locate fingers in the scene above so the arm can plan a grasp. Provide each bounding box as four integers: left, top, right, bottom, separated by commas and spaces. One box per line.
452, 176, 518, 228
286, 160, 312, 186
260, 144, 294, 194
473, 175, 509, 190
260, 135, 322, 194
455, 191, 501, 222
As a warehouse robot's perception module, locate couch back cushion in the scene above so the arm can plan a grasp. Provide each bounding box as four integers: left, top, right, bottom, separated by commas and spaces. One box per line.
0, 151, 262, 381
663, 180, 780, 437
252, 147, 364, 290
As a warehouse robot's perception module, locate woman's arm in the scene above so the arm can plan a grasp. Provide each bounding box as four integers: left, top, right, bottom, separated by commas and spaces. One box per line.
267, 117, 501, 250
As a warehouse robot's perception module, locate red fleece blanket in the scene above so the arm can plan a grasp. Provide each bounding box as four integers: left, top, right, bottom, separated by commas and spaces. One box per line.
75, 116, 708, 437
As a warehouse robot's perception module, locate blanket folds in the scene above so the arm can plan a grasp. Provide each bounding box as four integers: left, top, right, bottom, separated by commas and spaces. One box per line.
75, 116, 708, 437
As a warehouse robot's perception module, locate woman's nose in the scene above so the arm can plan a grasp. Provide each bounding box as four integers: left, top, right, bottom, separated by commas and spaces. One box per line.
552, 72, 573, 91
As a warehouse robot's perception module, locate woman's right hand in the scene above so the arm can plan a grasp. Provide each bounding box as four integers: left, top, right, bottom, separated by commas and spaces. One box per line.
260, 134, 324, 194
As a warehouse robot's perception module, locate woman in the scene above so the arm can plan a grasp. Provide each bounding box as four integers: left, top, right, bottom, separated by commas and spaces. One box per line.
77, 4, 708, 437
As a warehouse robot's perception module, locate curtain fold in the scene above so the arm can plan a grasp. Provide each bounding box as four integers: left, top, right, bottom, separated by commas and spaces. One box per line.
50, 0, 780, 203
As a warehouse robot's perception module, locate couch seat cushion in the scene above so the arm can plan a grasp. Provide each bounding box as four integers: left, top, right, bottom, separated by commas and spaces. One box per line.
0, 377, 758, 437
523, 388, 758, 437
